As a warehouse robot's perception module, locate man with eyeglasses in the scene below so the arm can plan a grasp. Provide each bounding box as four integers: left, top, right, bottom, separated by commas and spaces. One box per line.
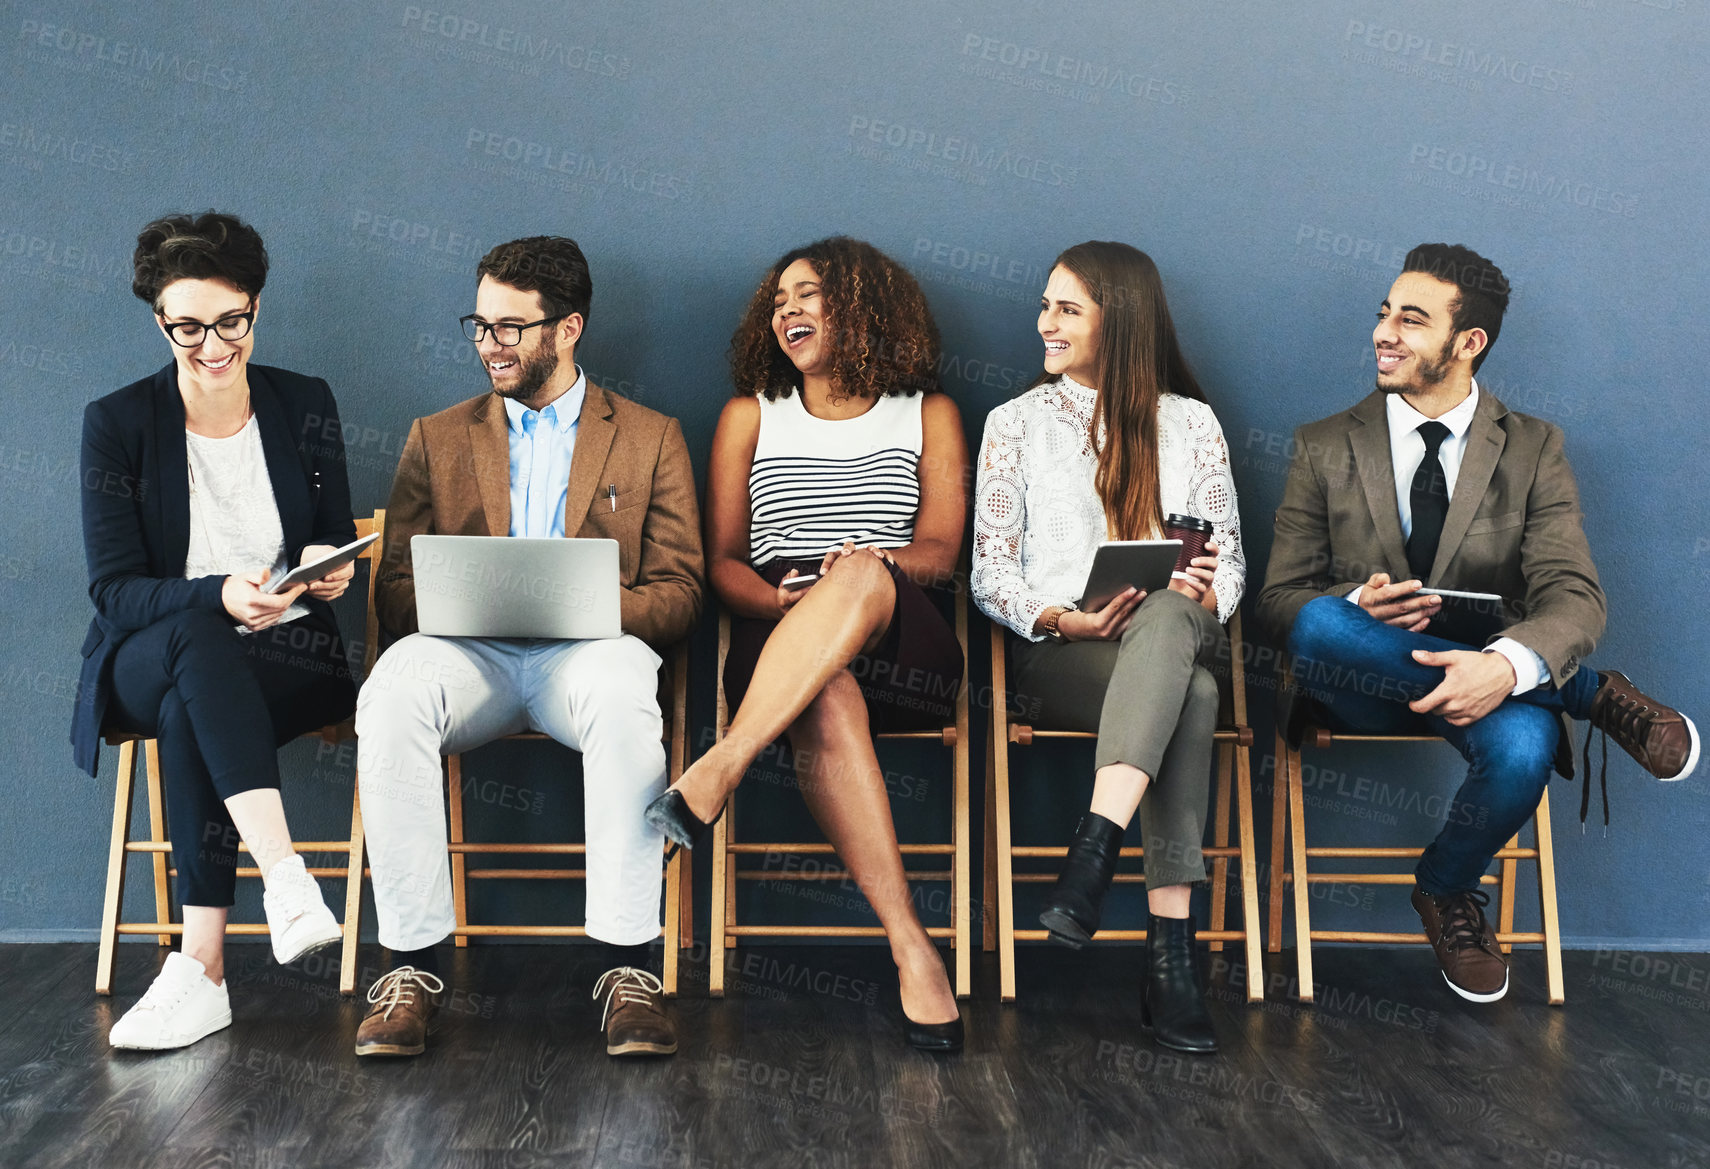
353, 235, 703, 1059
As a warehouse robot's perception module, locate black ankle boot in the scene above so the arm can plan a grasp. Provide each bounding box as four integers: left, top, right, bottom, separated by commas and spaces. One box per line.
1038, 813, 1124, 948
1141, 914, 1217, 1054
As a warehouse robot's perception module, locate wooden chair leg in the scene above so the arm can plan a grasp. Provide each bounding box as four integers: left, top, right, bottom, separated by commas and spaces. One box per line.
1534, 787, 1564, 1005
340, 787, 365, 996
1209, 742, 1233, 952
1498, 828, 1521, 956
97, 740, 140, 996
663, 846, 681, 997
1287, 741, 1314, 1002
709, 799, 730, 997
144, 740, 172, 947
1267, 731, 1289, 954
1235, 738, 1264, 1002
982, 744, 998, 953
993, 726, 1017, 1004
670, 648, 693, 951
446, 754, 469, 948
952, 718, 971, 999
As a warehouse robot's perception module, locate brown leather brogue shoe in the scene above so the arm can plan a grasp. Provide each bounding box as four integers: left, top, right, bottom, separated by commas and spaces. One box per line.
593, 967, 676, 1057
1412, 887, 1508, 1003
1588, 671, 1699, 782
355, 966, 443, 1057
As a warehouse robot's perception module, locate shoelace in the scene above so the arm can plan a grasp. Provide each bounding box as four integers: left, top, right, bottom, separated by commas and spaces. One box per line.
1435, 890, 1497, 956
365, 966, 445, 1020
592, 966, 664, 1030
132, 964, 201, 1017
1580, 685, 1661, 833
1580, 723, 1610, 833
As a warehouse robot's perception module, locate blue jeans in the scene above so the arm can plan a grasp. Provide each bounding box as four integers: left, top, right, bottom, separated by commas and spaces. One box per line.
1287, 596, 1599, 896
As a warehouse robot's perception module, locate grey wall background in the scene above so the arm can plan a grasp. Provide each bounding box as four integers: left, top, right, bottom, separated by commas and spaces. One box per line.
1, 1, 1705, 952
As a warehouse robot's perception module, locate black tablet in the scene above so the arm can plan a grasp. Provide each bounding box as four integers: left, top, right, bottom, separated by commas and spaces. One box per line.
1078, 540, 1181, 612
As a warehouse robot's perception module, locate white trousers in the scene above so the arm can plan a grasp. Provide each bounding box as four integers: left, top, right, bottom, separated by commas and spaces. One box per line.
355, 633, 667, 950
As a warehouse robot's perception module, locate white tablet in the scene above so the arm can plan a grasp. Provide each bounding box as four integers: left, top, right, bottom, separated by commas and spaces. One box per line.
1078, 540, 1181, 612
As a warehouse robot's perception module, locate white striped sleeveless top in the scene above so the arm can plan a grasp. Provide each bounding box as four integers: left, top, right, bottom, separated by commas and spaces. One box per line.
748, 391, 924, 567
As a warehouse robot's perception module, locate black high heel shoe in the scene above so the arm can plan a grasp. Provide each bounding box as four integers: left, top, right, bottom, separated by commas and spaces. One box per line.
644, 788, 722, 858
902, 1007, 964, 1053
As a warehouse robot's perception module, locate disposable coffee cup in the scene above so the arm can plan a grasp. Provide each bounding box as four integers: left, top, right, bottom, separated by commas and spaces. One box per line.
1164, 513, 1213, 580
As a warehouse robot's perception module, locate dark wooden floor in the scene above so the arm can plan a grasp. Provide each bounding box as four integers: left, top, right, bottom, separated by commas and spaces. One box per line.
3, 942, 1707, 1169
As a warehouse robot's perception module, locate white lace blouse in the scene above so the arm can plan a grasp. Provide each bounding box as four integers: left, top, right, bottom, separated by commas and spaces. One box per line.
971, 375, 1245, 640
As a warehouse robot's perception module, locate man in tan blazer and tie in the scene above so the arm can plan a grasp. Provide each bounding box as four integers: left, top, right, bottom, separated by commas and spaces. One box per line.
1259, 243, 1696, 1004
353, 236, 703, 1058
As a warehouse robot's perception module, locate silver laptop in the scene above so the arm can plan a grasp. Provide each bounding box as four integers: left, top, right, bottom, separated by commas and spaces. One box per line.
410, 535, 622, 639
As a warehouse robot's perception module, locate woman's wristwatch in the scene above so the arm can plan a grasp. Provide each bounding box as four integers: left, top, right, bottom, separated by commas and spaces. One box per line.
1040, 603, 1076, 642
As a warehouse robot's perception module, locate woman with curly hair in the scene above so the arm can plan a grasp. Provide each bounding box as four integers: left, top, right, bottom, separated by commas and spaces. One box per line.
971, 241, 1244, 1054
645, 237, 967, 1050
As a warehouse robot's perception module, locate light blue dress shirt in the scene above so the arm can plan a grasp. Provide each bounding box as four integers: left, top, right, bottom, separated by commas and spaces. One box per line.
501, 366, 586, 539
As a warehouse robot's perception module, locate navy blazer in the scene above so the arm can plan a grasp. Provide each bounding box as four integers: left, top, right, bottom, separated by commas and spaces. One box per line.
73, 362, 357, 776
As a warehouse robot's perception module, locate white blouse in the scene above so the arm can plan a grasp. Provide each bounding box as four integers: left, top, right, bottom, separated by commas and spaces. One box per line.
184, 416, 308, 628
971, 375, 1244, 640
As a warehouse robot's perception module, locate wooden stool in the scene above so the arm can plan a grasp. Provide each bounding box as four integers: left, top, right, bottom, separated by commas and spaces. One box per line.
96, 510, 387, 997
984, 611, 1264, 1003
442, 642, 692, 996
706, 589, 973, 999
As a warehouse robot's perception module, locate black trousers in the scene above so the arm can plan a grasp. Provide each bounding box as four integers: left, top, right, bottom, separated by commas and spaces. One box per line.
106, 606, 356, 907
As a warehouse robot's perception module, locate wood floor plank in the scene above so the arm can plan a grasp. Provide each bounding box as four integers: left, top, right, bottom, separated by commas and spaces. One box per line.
1, 943, 1707, 1168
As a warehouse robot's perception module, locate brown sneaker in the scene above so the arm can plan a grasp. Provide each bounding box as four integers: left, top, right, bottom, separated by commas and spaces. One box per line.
355, 966, 444, 1057
1411, 887, 1508, 1003
593, 967, 676, 1057
1588, 671, 1699, 781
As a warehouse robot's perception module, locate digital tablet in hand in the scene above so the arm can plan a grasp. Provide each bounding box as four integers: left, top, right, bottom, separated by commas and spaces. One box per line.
262, 532, 379, 594
1414, 587, 1510, 646
1078, 540, 1181, 612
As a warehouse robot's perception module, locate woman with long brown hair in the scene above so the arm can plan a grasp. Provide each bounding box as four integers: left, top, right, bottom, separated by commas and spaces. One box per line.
645, 237, 968, 1050
971, 241, 1244, 1054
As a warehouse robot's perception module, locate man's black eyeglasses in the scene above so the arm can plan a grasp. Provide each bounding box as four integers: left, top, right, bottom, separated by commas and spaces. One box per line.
460, 314, 567, 346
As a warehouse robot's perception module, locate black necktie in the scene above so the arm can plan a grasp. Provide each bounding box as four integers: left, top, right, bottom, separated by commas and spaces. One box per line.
1406, 421, 1451, 580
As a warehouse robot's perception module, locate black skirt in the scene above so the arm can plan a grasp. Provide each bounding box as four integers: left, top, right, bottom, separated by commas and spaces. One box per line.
724, 558, 964, 733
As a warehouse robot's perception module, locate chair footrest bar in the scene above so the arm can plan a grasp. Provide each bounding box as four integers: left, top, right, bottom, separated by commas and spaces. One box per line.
1011, 928, 1248, 942
725, 925, 955, 938
1295, 872, 1501, 886
1307, 930, 1546, 944
452, 926, 590, 937
466, 868, 586, 880
736, 869, 952, 882
1012, 873, 1148, 883
726, 843, 951, 855
1010, 845, 1241, 859
1302, 846, 1537, 860
449, 843, 586, 855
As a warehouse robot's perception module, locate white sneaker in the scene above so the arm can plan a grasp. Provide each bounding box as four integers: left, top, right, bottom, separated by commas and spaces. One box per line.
262, 853, 344, 965
110, 952, 231, 1051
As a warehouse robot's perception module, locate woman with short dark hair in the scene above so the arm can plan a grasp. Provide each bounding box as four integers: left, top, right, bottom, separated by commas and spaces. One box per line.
78, 211, 360, 1050
645, 237, 968, 1050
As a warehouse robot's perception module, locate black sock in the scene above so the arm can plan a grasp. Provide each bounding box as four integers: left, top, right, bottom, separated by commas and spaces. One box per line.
388, 945, 441, 976
598, 941, 656, 976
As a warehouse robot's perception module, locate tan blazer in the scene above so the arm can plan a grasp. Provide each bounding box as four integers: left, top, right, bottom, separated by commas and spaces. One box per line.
375, 383, 704, 649
1256, 388, 1605, 688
